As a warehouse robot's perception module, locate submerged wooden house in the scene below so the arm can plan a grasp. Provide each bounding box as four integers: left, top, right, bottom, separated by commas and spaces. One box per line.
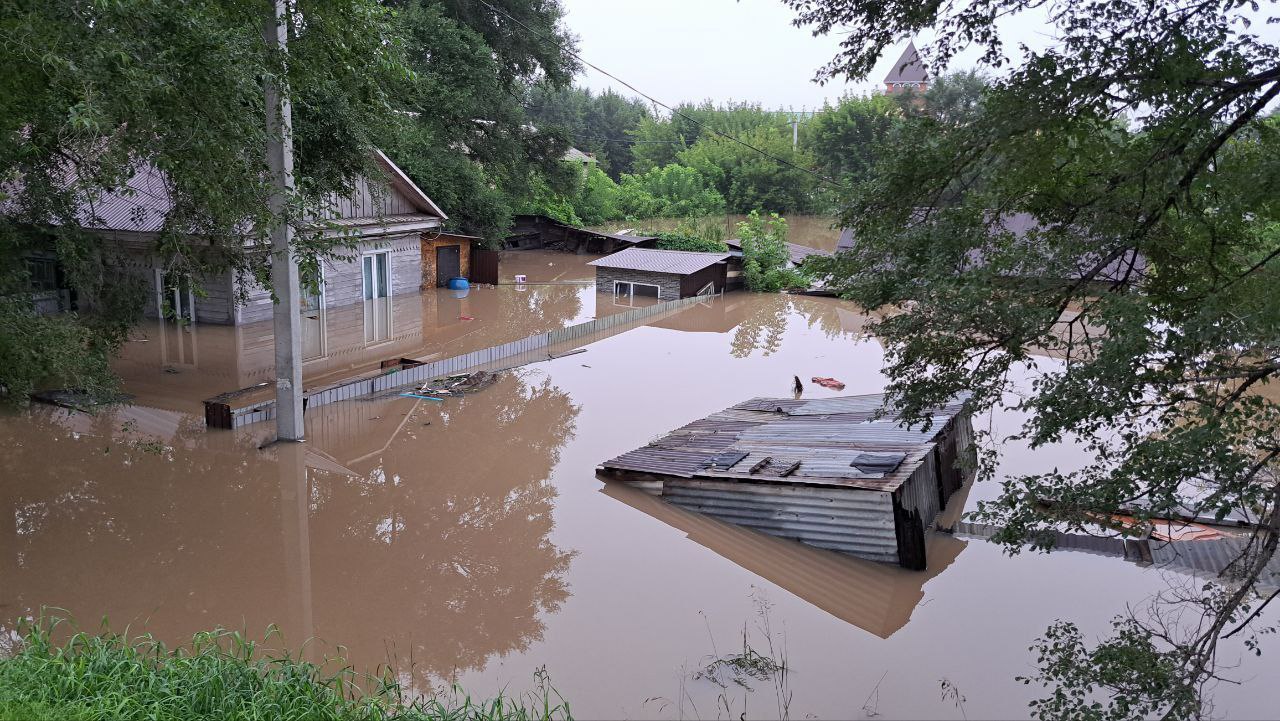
597, 393, 973, 569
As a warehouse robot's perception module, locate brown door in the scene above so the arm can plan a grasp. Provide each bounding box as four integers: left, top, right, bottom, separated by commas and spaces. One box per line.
436, 244, 461, 286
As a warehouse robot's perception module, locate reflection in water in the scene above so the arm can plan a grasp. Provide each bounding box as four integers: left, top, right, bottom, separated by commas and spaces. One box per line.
6, 283, 1275, 719
730, 296, 793, 358
363, 297, 393, 345
158, 317, 199, 369
111, 285, 593, 416
603, 483, 966, 639
0, 370, 578, 689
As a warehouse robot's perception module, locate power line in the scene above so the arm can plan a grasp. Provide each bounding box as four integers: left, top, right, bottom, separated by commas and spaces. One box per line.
475, 0, 845, 190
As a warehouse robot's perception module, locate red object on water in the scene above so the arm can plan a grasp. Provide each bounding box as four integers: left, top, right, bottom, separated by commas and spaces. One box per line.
811, 376, 846, 390
459, 315, 475, 321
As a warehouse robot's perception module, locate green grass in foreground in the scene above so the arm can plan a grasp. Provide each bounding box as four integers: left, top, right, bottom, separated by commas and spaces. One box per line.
0, 617, 570, 721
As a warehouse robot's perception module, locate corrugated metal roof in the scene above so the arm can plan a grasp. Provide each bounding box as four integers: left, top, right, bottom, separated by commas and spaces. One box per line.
600, 392, 970, 491
954, 522, 1280, 592
587, 247, 730, 275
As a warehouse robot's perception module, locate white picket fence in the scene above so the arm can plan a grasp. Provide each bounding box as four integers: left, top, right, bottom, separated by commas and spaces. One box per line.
219, 295, 704, 428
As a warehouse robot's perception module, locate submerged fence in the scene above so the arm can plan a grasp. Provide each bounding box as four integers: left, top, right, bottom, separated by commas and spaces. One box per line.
207, 294, 706, 429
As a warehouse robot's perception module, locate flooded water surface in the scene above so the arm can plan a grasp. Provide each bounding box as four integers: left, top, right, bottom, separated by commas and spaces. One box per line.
2, 257, 1274, 719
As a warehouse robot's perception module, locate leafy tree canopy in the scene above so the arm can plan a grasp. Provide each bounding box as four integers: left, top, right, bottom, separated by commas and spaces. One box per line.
791, 0, 1280, 716
525, 85, 652, 179
0, 0, 578, 404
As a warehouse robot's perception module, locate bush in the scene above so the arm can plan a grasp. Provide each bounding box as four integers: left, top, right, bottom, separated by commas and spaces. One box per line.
652, 232, 728, 253
0, 617, 571, 721
738, 210, 807, 292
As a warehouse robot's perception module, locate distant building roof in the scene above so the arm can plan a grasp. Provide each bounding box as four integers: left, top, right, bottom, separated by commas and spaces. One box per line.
834, 212, 1148, 283
564, 146, 596, 163
588, 247, 730, 275
884, 41, 928, 84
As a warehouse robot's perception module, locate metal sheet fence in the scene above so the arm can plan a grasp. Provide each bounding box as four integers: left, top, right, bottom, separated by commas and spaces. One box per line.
215, 295, 703, 428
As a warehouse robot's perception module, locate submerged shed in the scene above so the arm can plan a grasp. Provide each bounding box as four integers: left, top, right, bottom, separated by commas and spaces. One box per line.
597, 393, 974, 569
588, 247, 730, 301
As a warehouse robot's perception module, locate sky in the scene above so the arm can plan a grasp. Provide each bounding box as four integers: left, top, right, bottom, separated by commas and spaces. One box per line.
557, 0, 1058, 110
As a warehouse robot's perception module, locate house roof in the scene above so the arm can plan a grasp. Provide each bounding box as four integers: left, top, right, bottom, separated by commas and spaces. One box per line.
588, 247, 730, 275
38, 149, 444, 235
834, 212, 1148, 283
885, 41, 928, 84
372, 149, 447, 220
563, 146, 596, 163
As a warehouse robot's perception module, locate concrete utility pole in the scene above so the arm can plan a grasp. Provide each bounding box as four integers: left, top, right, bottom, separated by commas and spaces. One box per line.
790, 117, 800, 151
265, 0, 304, 441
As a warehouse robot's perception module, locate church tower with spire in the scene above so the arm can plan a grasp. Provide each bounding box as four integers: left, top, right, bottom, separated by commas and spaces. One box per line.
884, 41, 928, 94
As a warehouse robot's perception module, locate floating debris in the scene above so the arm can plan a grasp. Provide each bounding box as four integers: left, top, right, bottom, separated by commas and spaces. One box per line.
418, 370, 501, 397
810, 376, 846, 390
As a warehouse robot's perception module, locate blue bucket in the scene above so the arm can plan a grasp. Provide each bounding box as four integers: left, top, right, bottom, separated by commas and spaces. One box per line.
446, 277, 470, 290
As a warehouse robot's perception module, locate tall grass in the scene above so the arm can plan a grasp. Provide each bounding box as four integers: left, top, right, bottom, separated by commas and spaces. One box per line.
0, 616, 570, 721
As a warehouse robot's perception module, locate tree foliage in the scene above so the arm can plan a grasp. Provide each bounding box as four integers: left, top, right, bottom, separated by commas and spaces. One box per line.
652, 232, 728, 253
381, 0, 578, 241
525, 85, 652, 178
0, 0, 579, 404
738, 211, 804, 292
0, 0, 414, 403
792, 0, 1280, 716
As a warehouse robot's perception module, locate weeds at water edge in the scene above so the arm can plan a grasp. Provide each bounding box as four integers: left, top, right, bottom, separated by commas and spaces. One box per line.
0, 613, 571, 721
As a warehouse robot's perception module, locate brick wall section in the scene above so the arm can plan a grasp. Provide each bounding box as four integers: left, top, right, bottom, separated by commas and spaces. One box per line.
594, 267, 683, 300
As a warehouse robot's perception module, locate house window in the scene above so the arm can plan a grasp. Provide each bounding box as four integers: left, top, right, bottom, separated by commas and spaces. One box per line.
362, 252, 391, 300
28, 258, 59, 293
363, 252, 393, 344
300, 266, 325, 361
612, 280, 661, 306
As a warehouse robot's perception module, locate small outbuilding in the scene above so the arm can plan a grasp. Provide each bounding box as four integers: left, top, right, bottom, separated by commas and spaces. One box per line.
588, 248, 730, 301
597, 393, 974, 569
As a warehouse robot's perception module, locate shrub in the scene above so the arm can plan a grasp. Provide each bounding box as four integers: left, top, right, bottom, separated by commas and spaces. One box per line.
652, 232, 728, 253
738, 210, 807, 292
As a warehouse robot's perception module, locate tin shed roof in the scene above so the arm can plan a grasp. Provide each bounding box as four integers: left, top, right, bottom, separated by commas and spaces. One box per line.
588, 248, 730, 275
599, 392, 970, 492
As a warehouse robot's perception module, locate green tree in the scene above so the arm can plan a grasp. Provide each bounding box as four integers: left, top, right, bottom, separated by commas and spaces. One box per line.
525, 85, 651, 178
617, 164, 725, 218
804, 93, 899, 186
679, 127, 818, 213
652, 233, 729, 253
572, 165, 621, 225
896, 69, 989, 125
738, 211, 804, 291
0, 0, 413, 405
382, 0, 579, 241
631, 101, 781, 172
791, 0, 1280, 716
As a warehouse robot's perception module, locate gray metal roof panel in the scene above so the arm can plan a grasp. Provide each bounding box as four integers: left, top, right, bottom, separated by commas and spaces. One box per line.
587, 247, 731, 275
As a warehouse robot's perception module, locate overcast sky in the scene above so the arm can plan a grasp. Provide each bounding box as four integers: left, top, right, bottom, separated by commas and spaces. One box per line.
557, 0, 1058, 110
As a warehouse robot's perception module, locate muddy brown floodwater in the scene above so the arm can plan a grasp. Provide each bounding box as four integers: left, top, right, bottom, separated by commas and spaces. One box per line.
1, 254, 1274, 719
